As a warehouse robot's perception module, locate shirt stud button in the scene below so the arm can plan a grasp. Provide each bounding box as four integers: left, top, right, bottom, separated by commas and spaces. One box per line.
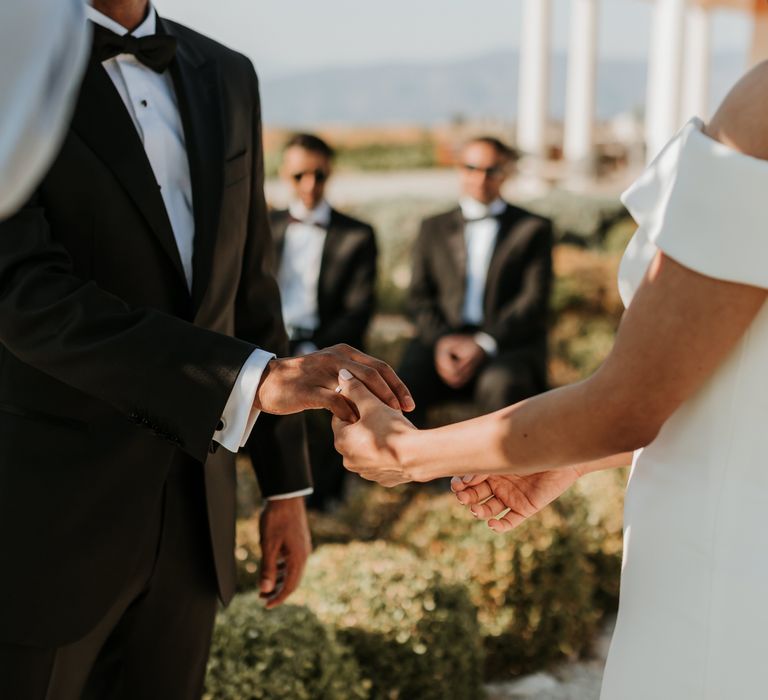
140, 99, 148, 107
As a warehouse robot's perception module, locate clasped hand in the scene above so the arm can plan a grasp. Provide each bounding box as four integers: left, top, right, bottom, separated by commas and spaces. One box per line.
329, 368, 581, 530
255, 343, 415, 421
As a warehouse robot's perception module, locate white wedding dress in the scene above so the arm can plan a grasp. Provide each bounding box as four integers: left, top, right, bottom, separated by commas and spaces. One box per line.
601, 117, 768, 699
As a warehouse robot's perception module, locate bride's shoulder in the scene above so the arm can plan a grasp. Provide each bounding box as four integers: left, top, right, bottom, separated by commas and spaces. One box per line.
706, 61, 768, 161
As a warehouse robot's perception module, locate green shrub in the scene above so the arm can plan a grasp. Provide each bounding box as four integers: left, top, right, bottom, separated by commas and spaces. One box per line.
526, 190, 630, 246
573, 467, 629, 612
235, 518, 263, 592
235, 483, 416, 590
390, 493, 599, 679
204, 594, 370, 700
332, 480, 418, 542
293, 541, 485, 700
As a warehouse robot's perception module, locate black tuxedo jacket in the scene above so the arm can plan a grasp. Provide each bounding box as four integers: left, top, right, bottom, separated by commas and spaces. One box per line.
270, 208, 377, 350
409, 203, 553, 355
0, 18, 310, 647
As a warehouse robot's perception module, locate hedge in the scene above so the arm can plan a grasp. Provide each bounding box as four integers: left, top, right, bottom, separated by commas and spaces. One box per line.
390, 492, 599, 678
293, 541, 485, 700
204, 594, 370, 700
573, 466, 629, 612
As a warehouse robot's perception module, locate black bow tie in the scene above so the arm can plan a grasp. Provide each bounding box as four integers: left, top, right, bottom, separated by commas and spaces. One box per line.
91, 23, 177, 73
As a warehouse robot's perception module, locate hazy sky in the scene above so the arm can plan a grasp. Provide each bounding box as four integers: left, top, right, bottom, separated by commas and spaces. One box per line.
155, 0, 751, 78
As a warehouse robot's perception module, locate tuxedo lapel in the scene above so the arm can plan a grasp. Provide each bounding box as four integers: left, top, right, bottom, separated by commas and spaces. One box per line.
70, 55, 187, 288
483, 204, 518, 314
271, 213, 290, 265
162, 19, 225, 313
444, 208, 467, 303
318, 210, 343, 306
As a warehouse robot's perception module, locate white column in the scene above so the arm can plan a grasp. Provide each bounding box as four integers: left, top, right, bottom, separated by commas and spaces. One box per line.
682, 4, 711, 122
645, 0, 687, 162
749, 9, 768, 67
564, 0, 600, 177
517, 0, 552, 158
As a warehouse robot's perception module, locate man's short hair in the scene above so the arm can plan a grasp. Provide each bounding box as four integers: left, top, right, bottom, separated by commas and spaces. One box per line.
464, 136, 517, 162
284, 133, 335, 160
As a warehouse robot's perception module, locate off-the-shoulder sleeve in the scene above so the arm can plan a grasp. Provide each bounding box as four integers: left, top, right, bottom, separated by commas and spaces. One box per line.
621, 117, 768, 290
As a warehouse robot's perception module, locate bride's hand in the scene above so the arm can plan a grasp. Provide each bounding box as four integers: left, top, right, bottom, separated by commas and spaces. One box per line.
451, 468, 580, 532
331, 370, 418, 487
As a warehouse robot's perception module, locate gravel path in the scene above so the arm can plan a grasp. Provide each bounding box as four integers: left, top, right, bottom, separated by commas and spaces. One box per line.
485, 617, 615, 700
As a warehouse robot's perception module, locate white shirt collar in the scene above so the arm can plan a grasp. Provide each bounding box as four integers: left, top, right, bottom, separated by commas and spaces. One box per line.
459, 197, 506, 221
86, 4, 157, 37
288, 200, 332, 228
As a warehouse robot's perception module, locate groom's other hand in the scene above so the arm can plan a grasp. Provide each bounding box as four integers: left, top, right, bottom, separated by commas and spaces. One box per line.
259, 496, 312, 609
254, 344, 415, 422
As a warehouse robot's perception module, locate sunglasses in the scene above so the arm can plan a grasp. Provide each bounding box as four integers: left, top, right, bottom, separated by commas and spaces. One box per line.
291, 169, 329, 184
461, 163, 506, 178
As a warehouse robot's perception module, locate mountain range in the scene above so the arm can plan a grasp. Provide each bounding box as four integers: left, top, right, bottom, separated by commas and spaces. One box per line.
260, 50, 746, 127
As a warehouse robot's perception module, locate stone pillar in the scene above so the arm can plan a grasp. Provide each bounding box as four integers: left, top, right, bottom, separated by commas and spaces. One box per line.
682, 4, 711, 121
645, 0, 687, 162
517, 0, 552, 159
749, 4, 768, 67
564, 0, 600, 181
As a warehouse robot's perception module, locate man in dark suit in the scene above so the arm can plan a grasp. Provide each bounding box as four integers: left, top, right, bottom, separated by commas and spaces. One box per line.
0, 3, 412, 698
270, 133, 378, 510
400, 136, 552, 426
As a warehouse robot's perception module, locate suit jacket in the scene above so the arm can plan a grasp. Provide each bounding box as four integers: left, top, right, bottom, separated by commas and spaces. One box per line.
409, 203, 553, 358
270, 208, 377, 350
0, 18, 310, 647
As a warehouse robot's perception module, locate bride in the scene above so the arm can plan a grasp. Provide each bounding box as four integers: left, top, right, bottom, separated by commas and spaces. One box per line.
331, 62, 768, 699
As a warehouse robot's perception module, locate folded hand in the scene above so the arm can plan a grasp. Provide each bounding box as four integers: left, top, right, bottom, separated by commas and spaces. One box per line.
255, 344, 414, 423
451, 468, 580, 532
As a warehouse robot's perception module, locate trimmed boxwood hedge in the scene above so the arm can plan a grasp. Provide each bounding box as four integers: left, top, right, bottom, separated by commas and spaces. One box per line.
293, 541, 485, 700
573, 466, 629, 612
204, 594, 370, 700
390, 492, 599, 679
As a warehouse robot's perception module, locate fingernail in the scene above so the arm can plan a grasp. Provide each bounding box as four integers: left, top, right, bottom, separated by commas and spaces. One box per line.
462, 475, 474, 483
339, 368, 353, 381
404, 395, 416, 411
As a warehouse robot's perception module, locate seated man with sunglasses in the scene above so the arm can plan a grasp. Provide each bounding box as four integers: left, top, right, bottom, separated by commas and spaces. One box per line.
399, 136, 553, 427
271, 133, 377, 510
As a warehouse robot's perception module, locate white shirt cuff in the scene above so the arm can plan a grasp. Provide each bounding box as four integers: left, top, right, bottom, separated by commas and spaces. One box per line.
473, 332, 499, 357
213, 348, 275, 453
266, 488, 314, 501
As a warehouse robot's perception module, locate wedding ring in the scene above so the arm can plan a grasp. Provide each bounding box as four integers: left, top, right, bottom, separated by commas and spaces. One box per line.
334, 385, 342, 393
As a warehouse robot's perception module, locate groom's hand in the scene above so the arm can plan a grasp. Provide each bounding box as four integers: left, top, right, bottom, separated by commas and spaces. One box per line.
254, 344, 415, 422
259, 496, 312, 609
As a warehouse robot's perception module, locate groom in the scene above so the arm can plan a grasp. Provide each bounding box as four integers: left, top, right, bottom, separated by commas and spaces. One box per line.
0, 2, 412, 698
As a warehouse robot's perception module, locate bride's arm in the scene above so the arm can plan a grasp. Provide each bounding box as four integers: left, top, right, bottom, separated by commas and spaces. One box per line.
393, 252, 766, 481
334, 251, 765, 486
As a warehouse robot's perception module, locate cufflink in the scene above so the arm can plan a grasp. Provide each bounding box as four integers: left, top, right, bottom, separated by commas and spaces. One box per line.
217, 419, 225, 432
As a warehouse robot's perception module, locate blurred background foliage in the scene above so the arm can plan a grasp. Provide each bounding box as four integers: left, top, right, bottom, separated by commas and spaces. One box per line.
212, 184, 635, 697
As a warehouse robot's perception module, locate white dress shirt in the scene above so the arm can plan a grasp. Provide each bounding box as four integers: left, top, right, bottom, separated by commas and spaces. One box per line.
459, 197, 506, 356
87, 7, 299, 496
0, 0, 90, 219
277, 200, 332, 355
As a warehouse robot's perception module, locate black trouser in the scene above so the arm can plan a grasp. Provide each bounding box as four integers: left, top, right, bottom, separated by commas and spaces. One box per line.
304, 408, 347, 511
0, 456, 220, 700
288, 338, 347, 511
398, 338, 546, 428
